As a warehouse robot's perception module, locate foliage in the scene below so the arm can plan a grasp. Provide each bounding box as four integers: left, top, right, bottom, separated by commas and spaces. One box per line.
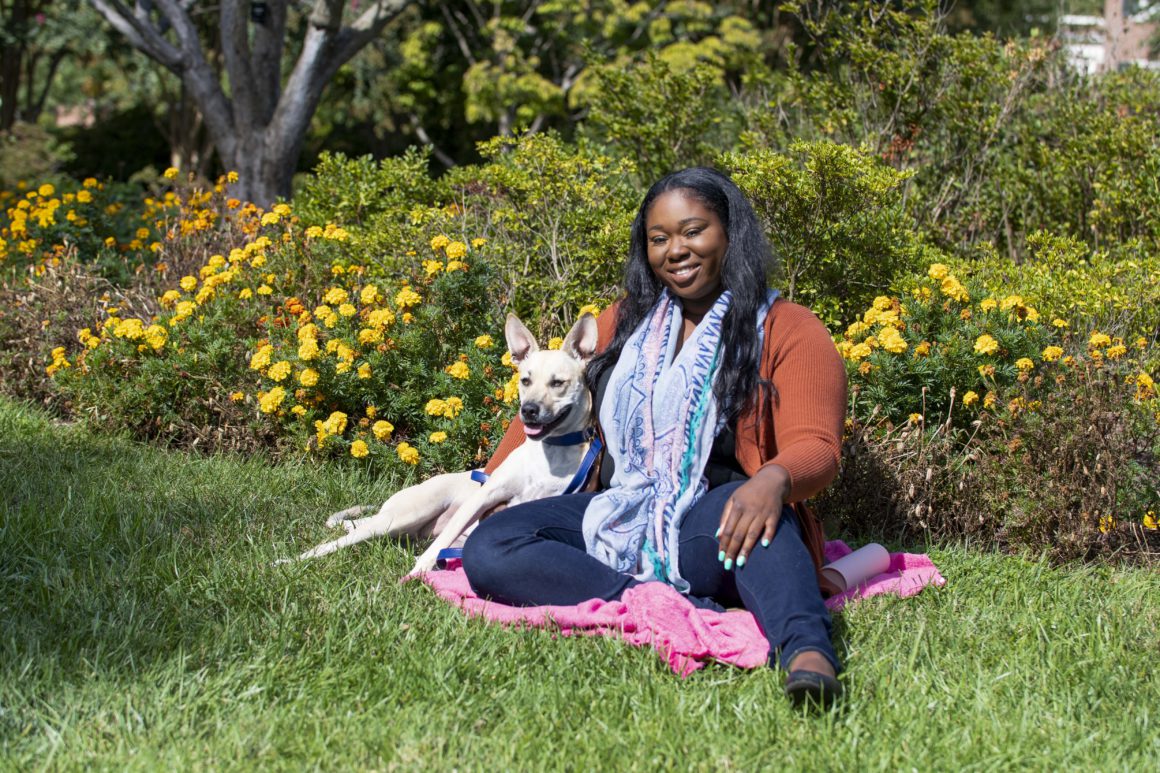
722, 141, 924, 327
0, 122, 74, 186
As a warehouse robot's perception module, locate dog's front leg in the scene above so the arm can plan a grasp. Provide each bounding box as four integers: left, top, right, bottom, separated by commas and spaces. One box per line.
409, 483, 513, 575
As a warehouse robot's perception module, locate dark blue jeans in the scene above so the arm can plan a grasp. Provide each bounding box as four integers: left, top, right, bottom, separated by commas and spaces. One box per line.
461, 481, 839, 672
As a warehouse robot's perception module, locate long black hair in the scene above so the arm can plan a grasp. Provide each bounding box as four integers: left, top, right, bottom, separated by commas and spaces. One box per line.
586, 167, 776, 422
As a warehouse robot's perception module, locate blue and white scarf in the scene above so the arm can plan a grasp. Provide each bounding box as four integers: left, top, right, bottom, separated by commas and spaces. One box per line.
582, 288, 777, 592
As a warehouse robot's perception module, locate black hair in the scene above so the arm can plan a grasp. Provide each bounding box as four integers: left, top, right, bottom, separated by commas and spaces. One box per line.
586, 167, 776, 422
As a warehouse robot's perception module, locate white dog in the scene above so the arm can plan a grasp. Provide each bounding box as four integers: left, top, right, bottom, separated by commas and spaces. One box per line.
281, 312, 599, 575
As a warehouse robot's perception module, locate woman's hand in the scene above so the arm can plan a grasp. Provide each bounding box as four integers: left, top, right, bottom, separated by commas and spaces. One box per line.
716, 464, 790, 570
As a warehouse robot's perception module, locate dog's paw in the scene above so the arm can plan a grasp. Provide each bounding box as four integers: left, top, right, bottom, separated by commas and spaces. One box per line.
326, 505, 366, 528
272, 557, 295, 567
410, 553, 438, 575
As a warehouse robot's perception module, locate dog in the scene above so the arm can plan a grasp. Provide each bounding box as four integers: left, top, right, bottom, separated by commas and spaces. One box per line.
280, 312, 599, 575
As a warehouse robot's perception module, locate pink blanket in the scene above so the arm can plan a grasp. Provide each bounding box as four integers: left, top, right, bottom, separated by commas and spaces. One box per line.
410, 540, 944, 676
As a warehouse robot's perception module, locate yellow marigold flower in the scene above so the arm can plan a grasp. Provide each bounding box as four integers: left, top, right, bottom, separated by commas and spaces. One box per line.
359, 328, 383, 345
358, 363, 372, 379
547, 337, 564, 351
908, 413, 923, 424
425, 398, 448, 416
430, 234, 451, 252
471, 237, 487, 248
962, 391, 979, 407
978, 364, 995, 378
578, 303, 601, 318
927, 263, 949, 280
475, 334, 495, 349
1137, 337, 1148, 349
858, 361, 873, 376
1144, 511, 1158, 531
429, 431, 448, 444
1098, 514, 1115, 534
350, 440, 370, 458
365, 405, 377, 419
395, 287, 421, 309
503, 372, 520, 404
257, 284, 273, 296
846, 320, 870, 337
76, 189, 93, 204
229, 391, 245, 402
423, 259, 444, 276
304, 225, 323, 239
160, 289, 181, 307
960, 308, 972, 321
314, 305, 332, 318
180, 275, 197, 292
501, 351, 516, 370
446, 361, 470, 380
267, 361, 291, 381
878, 327, 908, 354
979, 298, 997, 312
226, 171, 239, 183
1052, 318, 1069, 328
847, 342, 873, 361
974, 334, 999, 356
83, 177, 98, 188
940, 277, 969, 303
250, 254, 266, 268
259, 387, 286, 413
445, 241, 467, 259
360, 285, 381, 305
299, 368, 319, 387
297, 323, 319, 341
1062, 355, 1075, 366
913, 341, 931, 357
321, 411, 348, 436
367, 308, 396, 329
983, 392, 997, 409
871, 295, 893, 311
445, 260, 467, 272
1041, 346, 1064, 362
445, 396, 464, 417
1089, 331, 1111, 348
338, 303, 357, 317
143, 324, 167, 352
323, 287, 348, 306
1015, 357, 1034, 371
298, 338, 320, 361
397, 442, 419, 465
250, 344, 274, 371
373, 420, 394, 441
1106, 344, 1127, 359
1136, 372, 1155, 400
260, 212, 280, 226
291, 405, 306, 417
272, 203, 291, 217
835, 340, 853, 358
163, 167, 179, 180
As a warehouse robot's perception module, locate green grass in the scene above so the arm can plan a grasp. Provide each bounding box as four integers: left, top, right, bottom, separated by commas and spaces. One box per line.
1, 397, 1157, 771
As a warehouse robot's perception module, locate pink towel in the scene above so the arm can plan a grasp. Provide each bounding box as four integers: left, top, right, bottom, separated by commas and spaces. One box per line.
409, 540, 945, 676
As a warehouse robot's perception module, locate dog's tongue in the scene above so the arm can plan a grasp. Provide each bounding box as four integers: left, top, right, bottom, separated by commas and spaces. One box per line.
523, 423, 545, 438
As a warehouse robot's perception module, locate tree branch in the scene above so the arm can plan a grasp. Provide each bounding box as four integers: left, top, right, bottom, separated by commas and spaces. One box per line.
87, 0, 183, 72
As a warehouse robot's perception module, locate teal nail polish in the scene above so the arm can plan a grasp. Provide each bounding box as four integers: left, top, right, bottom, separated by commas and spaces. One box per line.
724, 557, 733, 571
737, 554, 746, 568
761, 538, 770, 548
717, 550, 725, 563
714, 526, 721, 538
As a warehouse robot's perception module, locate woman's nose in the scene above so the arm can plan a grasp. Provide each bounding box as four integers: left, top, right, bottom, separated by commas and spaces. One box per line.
666, 237, 689, 260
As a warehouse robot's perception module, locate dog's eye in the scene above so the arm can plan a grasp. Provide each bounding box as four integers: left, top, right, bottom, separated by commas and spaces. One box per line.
549, 378, 565, 388
520, 377, 531, 386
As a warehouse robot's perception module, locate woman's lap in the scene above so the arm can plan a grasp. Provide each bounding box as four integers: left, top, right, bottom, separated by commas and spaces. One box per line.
461, 482, 838, 671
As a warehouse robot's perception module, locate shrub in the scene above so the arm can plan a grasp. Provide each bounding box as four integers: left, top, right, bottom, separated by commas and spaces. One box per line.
723, 141, 925, 327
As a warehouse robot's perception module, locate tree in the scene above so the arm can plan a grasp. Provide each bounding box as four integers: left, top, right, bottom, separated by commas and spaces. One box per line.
88, 0, 414, 205
1, 0, 93, 131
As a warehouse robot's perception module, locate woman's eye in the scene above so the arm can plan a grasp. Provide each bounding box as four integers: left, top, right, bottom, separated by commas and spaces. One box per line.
685, 229, 702, 238
650, 236, 667, 245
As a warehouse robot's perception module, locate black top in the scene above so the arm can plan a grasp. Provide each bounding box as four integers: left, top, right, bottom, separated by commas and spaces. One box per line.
593, 365, 749, 491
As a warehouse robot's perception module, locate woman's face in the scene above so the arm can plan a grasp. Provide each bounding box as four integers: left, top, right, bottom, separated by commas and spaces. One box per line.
645, 190, 728, 314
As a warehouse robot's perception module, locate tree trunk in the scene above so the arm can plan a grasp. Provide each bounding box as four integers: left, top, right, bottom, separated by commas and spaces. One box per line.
88, 0, 414, 207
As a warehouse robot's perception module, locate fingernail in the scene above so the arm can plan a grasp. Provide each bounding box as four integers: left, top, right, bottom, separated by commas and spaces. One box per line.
717, 550, 725, 563
724, 557, 733, 571
714, 526, 721, 538
737, 554, 746, 568
761, 538, 770, 548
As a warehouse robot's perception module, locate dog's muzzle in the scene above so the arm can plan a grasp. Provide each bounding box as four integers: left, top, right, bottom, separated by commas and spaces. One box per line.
521, 403, 572, 439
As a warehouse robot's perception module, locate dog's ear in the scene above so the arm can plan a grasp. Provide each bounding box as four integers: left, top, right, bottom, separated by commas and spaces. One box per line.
504, 314, 539, 363
561, 312, 598, 363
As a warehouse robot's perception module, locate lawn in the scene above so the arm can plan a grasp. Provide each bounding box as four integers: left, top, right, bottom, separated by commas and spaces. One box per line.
1, 397, 1156, 770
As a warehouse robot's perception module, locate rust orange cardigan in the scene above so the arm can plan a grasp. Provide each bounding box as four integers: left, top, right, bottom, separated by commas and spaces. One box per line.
483, 298, 848, 589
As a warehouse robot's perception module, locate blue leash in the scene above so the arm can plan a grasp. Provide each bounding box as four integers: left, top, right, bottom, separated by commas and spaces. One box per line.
437, 430, 603, 567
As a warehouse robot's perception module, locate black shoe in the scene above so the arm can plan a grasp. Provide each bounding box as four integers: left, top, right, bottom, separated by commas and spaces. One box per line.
784, 670, 842, 710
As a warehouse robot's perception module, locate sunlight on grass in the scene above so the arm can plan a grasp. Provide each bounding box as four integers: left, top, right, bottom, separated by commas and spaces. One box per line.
1, 398, 1156, 769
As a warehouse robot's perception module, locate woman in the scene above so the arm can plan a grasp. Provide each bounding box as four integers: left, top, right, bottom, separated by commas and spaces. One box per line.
462, 167, 847, 707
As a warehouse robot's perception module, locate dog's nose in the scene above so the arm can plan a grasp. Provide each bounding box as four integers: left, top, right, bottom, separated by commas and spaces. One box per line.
521, 403, 542, 423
